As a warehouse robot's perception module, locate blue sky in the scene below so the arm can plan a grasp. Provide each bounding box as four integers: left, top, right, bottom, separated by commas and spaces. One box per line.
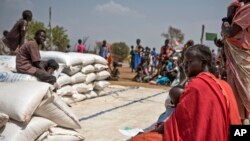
0, 0, 232, 52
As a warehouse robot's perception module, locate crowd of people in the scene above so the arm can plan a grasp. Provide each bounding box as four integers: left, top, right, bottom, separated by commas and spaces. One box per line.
130, 39, 180, 86
131, 0, 250, 140
1, 0, 250, 140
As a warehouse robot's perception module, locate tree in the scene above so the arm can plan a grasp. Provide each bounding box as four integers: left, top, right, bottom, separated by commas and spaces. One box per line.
27, 20, 70, 51
161, 26, 184, 47
111, 42, 130, 62
26, 20, 46, 41
50, 25, 70, 51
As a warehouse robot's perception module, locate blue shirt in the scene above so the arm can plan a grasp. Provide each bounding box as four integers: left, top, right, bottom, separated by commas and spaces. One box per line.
99, 46, 108, 59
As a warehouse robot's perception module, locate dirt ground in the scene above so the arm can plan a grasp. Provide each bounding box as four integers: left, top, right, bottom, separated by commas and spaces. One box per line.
108, 63, 168, 89
71, 63, 170, 141
72, 86, 169, 141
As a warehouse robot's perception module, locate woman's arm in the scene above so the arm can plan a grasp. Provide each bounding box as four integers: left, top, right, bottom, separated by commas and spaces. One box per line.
221, 23, 242, 38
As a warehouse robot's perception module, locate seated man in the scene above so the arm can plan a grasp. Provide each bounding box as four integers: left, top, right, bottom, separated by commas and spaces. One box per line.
16, 29, 58, 85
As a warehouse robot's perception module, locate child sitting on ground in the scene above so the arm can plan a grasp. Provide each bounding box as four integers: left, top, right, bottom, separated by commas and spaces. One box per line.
109, 61, 120, 81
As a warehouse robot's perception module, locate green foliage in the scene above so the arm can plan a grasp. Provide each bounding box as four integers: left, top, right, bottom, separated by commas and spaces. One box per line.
26, 20, 45, 41
27, 20, 70, 51
161, 26, 184, 45
51, 26, 70, 51
112, 42, 130, 61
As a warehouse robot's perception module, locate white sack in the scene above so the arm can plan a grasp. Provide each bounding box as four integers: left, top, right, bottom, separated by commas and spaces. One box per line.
40, 51, 82, 66
93, 55, 108, 65
36, 131, 49, 141
0, 116, 55, 141
94, 81, 110, 91
72, 83, 93, 93
68, 52, 95, 66
61, 96, 75, 105
34, 95, 81, 129
0, 113, 9, 128
70, 72, 86, 84
94, 64, 108, 72
40, 127, 84, 141
62, 65, 82, 76
95, 70, 110, 80
52, 63, 66, 78
85, 91, 98, 99
56, 85, 77, 96
0, 55, 16, 72
72, 93, 87, 102
85, 73, 96, 84
81, 65, 95, 74
0, 82, 51, 122
0, 71, 38, 82
56, 73, 71, 87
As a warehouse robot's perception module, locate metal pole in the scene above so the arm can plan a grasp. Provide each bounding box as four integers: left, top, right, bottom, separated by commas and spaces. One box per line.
200, 24, 205, 44
49, 6, 52, 49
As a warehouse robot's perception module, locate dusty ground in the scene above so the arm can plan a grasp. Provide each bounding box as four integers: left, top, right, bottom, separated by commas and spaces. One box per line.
108, 63, 168, 89
72, 86, 169, 141
71, 63, 170, 141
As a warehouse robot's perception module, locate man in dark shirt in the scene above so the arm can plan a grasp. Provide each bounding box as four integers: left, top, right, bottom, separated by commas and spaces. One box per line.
16, 29, 58, 85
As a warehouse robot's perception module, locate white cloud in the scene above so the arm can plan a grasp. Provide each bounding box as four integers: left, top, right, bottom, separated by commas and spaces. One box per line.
95, 1, 144, 17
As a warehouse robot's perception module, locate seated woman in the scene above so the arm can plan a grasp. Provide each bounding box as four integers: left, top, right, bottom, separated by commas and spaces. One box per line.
131, 44, 241, 141
133, 59, 151, 83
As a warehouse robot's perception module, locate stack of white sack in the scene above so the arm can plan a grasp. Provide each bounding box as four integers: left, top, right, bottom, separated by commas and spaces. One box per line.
0, 81, 84, 141
0, 55, 16, 72
40, 51, 111, 104
0, 55, 65, 82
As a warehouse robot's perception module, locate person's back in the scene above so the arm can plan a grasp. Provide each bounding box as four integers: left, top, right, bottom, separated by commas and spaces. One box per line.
99, 40, 108, 59
3, 10, 32, 52
76, 39, 84, 53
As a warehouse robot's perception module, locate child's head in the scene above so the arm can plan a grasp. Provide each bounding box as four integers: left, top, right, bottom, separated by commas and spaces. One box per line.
47, 59, 59, 73
3, 30, 8, 37
169, 85, 185, 105
113, 61, 119, 68
22, 10, 32, 22
136, 38, 141, 45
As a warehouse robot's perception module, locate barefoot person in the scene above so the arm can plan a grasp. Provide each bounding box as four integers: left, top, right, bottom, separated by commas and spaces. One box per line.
16, 29, 58, 85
